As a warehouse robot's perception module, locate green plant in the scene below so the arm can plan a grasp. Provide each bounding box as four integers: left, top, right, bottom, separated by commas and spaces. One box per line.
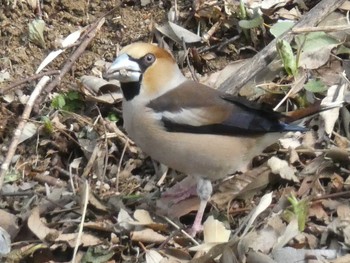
51, 91, 84, 112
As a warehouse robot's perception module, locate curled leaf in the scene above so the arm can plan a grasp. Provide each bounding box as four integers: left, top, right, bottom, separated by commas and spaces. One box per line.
276, 39, 297, 76
28, 19, 46, 48
239, 9, 263, 29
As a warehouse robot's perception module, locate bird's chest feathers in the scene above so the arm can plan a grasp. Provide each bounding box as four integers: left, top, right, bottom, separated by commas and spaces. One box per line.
122, 100, 139, 135
122, 99, 161, 142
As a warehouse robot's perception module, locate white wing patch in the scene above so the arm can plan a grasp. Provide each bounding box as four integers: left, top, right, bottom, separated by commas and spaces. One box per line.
160, 108, 211, 126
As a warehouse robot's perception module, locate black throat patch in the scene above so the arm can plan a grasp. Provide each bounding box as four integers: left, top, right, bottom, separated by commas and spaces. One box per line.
120, 81, 141, 101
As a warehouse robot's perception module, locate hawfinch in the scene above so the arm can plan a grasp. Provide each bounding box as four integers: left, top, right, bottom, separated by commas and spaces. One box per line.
105, 42, 324, 236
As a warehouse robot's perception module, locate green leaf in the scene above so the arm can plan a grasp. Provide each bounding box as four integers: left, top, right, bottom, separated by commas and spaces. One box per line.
51, 94, 66, 109
4, 169, 21, 184
337, 44, 350, 56
51, 92, 84, 112
287, 194, 308, 231
239, 0, 247, 19
270, 21, 294, 38
28, 19, 46, 48
276, 39, 297, 76
295, 32, 338, 53
41, 116, 54, 134
66, 90, 81, 100
239, 8, 263, 29
107, 112, 119, 122
304, 79, 327, 93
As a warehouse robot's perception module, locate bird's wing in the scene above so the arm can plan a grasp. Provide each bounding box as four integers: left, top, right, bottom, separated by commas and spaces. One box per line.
147, 81, 305, 135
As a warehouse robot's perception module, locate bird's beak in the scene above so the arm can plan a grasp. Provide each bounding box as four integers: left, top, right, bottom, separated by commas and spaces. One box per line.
105, 53, 141, 82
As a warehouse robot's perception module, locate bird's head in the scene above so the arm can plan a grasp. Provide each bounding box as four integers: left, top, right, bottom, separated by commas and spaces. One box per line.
105, 43, 186, 101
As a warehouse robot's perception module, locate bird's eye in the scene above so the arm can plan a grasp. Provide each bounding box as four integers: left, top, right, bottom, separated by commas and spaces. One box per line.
144, 53, 155, 64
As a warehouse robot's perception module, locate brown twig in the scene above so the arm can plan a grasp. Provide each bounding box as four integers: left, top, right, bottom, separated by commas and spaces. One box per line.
37, 18, 105, 103
0, 76, 50, 190
0, 70, 60, 94
182, 39, 198, 82
34, 173, 67, 187
198, 35, 241, 54
0, 18, 106, 191
116, 138, 129, 193
219, 0, 347, 95
71, 180, 89, 263
292, 25, 350, 33
311, 190, 350, 201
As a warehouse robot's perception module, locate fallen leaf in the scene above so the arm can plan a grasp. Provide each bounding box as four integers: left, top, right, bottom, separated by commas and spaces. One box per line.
27, 207, 59, 241
272, 247, 337, 263
203, 216, 230, 243
0, 227, 11, 256
267, 156, 299, 183
36, 50, 64, 74
28, 19, 46, 48
241, 192, 273, 237
296, 32, 339, 69
131, 228, 167, 244
320, 84, 345, 135
134, 209, 155, 225
60, 28, 82, 48
146, 249, 164, 263
272, 218, 300, 251
55, 232, 103, 247
0, 209, 19, 239
19, 122, 37, 144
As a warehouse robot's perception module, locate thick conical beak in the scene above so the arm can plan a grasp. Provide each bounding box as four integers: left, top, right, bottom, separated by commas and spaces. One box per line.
105, 53, 141, 82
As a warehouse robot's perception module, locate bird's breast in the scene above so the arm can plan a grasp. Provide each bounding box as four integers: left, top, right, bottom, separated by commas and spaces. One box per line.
122, 102, 282, 180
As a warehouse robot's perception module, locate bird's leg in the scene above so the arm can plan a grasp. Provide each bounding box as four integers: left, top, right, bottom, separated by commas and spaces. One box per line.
189, 178, 213, 237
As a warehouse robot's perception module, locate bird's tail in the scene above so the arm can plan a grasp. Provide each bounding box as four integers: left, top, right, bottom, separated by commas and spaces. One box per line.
282, 100, 343, 124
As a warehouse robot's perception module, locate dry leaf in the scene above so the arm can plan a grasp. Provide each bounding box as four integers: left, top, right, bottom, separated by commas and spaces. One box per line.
117, 208, 135, 231
203, 216, 230, 244
320, 84, 345, 135
131, 228, 167, 244
241, 192, 273, 237
55, 232, 103, 247
79, 75, 122, 104
146, 250, 164, 263
190, 215, 231, 252
134, 209, 155, 225
36, 50, 64, 74
60, 28, 82, 48
237, 228, 278, 262
267, 156, 299, 183
272, 247, 337, 263
272, 218, 299, 251
0, 209, 19, 239
0, 227, 11, 256
27, 207, 59, 241
19, 122, 37, 144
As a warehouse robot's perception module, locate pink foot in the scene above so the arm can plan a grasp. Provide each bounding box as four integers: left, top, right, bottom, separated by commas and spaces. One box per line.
161, 177, 197, 204
188, 222, 204, 237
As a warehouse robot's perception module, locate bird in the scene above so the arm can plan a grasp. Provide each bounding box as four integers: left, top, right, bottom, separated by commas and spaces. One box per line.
105, 42, 337, 236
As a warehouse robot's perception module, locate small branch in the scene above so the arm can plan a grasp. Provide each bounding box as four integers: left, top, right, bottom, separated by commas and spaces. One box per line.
312, 190, 350, 201
116, 139, 129, 193
198, 35, 240, 53
292, 25, 350, 33
219, 0, 347, 95
0, 70, 60, 94
182, 39, 198, 82
36, 17, 105, 105
0, 76, 50, 190
34, 173, 67, 187
71, 180, 89, 263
